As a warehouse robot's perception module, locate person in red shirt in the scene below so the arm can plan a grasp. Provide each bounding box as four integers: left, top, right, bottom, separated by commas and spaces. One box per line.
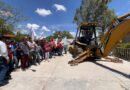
57, 39, 63, 56
7, 43, 14, 72
8, 46, 13, 64
50, 38, 56, 57
44, 40, 51, 61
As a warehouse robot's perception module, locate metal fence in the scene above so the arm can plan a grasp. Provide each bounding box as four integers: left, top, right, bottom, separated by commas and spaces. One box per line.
113, 48, 130, 61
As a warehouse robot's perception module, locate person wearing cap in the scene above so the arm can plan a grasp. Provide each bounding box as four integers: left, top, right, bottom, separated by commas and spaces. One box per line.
0, 35, 10, 86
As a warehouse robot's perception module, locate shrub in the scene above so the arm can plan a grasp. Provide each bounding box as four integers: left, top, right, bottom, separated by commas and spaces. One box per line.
117, 43, 130, 48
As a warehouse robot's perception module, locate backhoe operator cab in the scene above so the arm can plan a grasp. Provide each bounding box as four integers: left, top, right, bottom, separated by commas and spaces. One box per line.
75, 22, 98, 47
69, 22, 98, 58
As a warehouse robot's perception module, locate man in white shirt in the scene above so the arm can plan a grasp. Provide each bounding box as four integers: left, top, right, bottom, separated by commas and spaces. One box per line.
26, 37, 37, 64
0, 35, 9, 86
62, 37, 69, 54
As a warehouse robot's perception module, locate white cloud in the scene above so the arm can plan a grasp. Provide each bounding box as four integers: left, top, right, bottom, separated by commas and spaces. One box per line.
35, 8, 52, 17
53, 31, 55, 33
27, 23, 40, 30
20, 29, 29, 34
54, 4, 67, 12
41, 26, 50, 32
70, 32, 76, 37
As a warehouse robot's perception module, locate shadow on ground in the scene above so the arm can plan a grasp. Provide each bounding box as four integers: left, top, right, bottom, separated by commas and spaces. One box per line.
93, 61, 130, 79
69, 59, 130, 80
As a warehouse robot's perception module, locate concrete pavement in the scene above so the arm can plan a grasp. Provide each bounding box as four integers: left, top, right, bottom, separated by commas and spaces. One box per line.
0, 54, 130, 90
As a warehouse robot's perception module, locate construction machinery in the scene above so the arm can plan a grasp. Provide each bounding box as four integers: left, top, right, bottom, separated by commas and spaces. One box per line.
68, 13, 130, 66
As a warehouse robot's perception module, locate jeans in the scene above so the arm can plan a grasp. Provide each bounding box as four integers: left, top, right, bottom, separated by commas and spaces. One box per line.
0, 57, 8, 84
58, 48, 63, 56
45, 52, 49, 59
13, 56, 19, 68
30, 50, 36, 63
35, 51, 41, 63
64, 45, 68, 54
49, 52, 53, 58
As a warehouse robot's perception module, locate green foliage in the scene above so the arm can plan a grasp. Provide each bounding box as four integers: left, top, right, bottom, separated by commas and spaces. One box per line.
14, 32, 29, 42
74, 0, 117, 32
54, 31, 73, 39
46, 35, 53, 41
46, 31, 74, 41
0, 18, 14, 35
117, 43, 130, 48
101, 9, 116, 32
0, 0, 26, 25
0, 0, 26, 38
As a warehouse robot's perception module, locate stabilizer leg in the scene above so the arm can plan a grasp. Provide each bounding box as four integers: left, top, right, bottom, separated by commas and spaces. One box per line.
104, 57, 123, 63
68, 49, 92, 66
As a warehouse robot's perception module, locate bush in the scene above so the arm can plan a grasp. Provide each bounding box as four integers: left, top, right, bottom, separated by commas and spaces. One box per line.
117, 43, 130, 48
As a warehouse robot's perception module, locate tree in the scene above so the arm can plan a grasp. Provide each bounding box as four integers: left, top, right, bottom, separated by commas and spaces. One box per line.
0, 1, 26, 25
0, 18, 14, 35
46, 31, 74, 41
46, 35, 53, 41
0, 1, 26, 35
74, 0, 116, 32
100, 9, 116, 31
14, 32, 29, 42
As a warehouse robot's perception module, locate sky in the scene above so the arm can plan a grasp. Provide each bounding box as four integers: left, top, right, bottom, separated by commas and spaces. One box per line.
2, 0, 130, 37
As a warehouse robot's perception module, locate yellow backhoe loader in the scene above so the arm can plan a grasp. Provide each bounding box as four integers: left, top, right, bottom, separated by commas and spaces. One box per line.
68, 13, 130, 66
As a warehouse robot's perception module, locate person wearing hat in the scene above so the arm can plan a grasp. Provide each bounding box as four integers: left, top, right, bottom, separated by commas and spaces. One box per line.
0, 35, 10, 86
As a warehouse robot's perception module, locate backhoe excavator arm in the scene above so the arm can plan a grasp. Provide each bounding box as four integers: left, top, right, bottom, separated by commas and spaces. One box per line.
118, 13, 130, 20
100, 13, 130, 57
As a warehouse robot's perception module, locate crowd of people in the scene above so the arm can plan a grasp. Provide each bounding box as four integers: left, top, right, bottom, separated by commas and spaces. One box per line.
0, 35, 69, 86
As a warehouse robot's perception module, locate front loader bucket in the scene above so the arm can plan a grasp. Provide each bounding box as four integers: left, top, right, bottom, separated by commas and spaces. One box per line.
68, 49, 92, 66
